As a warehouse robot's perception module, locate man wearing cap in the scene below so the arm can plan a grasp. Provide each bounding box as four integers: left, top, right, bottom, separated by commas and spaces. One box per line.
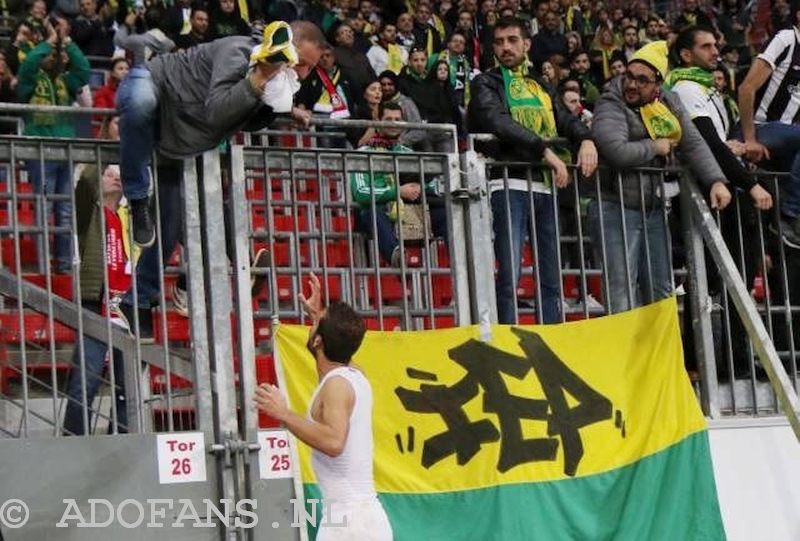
118, 20, 324, 248
737, 4, 800, 247
591, 40, 732, 313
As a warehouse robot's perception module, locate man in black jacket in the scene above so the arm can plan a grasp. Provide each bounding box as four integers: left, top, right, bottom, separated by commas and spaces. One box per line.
468, 16, 597, 324
296, 44, 357, 148
398, 48, 459, 151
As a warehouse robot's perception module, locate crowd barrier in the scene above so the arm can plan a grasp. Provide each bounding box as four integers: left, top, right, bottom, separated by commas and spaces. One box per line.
0, 113, 796, 538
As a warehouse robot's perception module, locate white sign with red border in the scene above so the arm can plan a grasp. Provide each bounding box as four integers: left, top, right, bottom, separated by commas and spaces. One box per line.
156, 432, 207, 484
258, 430, 294, 479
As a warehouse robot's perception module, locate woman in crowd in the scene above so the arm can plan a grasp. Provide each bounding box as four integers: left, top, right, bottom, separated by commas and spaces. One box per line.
93, 57, 129, 136
209, 0, 250, 38
348, 79, 382, 148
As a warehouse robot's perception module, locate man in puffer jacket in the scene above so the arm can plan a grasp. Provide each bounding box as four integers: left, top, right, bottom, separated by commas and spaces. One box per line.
590, 40, 731, 314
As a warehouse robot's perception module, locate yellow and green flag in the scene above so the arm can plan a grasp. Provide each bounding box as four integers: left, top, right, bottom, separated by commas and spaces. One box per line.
275, 297, 725, 540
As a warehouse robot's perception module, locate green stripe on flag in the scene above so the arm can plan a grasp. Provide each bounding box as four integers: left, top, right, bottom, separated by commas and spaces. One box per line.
302, 431, 724, 541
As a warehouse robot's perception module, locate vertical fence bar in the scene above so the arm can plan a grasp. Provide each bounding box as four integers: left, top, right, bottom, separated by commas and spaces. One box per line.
181, 158, 215, 433
679, 175, 720, 418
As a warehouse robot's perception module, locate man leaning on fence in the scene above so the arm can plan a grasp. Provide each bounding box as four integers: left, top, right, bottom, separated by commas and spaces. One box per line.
590, 40, 732, 314
468, 16, 598, 325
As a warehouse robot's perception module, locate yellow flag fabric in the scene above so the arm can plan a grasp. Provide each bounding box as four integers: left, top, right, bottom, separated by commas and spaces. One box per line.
275, 297, 724, 540
276, 297, 705, 490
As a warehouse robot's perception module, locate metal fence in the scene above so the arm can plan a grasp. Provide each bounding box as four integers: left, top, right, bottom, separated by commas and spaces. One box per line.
465, 135, 798, 433
0, 115, 797, 538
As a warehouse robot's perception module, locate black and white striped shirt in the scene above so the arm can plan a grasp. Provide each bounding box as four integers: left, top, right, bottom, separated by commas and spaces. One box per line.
755, 27, 800, 124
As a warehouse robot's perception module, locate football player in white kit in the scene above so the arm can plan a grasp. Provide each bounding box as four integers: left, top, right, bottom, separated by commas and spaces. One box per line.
254, 273, 393, 540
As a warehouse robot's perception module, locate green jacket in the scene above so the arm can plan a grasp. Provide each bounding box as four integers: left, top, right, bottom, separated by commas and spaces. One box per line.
349, 140, 437, 207
17, 41, 91, 137
349, 141, 412, 206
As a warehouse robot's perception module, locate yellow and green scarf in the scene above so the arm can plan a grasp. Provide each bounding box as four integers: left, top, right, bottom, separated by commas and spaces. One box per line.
663, 66, 714, 90
502, 65, 571, 182
639, 98, 682, 142
502, 64, 557, 137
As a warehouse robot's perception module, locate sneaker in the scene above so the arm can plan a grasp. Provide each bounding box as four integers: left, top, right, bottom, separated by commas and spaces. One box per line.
251, 247, 271, 298
130, 197, 155, 248
785, 216, 800, 250
574, 294, 604, 312
584, 293, 604, 311
171, 282, 189, 318
112, 302, 155, 344
769, 219, 800, 250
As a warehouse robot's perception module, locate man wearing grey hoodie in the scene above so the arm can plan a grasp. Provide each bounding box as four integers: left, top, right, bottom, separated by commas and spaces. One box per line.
114, 20, 323, 337
118, 20, 324, 249
590, 40, 731, 314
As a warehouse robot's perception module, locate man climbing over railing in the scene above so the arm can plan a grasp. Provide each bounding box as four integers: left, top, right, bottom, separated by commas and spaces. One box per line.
468, 16, 598, 325
117, 20, 324, 249
113, 20, 323, 336
591, 40, 731, 314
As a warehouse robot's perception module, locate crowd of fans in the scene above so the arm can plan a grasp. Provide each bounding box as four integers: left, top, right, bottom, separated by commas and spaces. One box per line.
0, 0, 797, 438
0, 0, 797, 384
0, 0, 765, 138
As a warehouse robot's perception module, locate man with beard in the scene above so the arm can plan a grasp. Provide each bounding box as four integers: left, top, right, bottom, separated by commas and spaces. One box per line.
591, 40, 731, 313
469, 17, 597, 324
668, 27, 775, 378
667, 27, 772, 210
255, 274, 392, 540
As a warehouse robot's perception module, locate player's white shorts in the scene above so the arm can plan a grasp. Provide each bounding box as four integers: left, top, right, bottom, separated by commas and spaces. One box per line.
316, 497, 393, 541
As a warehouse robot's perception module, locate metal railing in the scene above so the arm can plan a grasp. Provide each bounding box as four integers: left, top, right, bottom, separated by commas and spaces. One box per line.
0, 111, 795, 538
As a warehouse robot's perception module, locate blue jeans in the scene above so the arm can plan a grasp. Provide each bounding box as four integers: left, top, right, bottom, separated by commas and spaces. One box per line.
63, 332, 127, 435
587, 199, 672, 314
357, 203, 448, 264
756, 122, 800, 218
735, 122, 800, 218
491, 190, 561, 325
117, 65, 159, 201
123, 164, 183, 308
26, 160, 72, 271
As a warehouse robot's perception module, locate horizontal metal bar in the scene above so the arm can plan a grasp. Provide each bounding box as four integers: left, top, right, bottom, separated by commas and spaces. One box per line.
243, 148, 445, 174
0, 137, 119, 162
0, 267, 196, 384
0, 103, 116, 116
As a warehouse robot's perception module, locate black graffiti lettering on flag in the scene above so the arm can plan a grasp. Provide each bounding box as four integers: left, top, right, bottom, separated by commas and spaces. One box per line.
395, 329, 615, 476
